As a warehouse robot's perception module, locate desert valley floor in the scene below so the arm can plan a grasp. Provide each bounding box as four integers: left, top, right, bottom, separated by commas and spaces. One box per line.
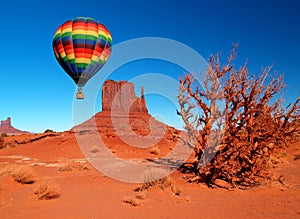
0, 132, 299, 219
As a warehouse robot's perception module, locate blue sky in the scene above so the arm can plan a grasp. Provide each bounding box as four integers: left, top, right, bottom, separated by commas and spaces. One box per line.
0, 0, 299, 133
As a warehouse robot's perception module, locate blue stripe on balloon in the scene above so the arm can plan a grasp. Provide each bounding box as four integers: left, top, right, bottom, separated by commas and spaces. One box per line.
62, 36, 72, 42
73, 39, 86, 45
98, 39, 106, 45
84, 39, 97, 46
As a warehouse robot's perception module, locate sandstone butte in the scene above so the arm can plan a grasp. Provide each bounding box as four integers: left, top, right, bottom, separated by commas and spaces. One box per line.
0, 117, 29, 135
74, 79, 179, 140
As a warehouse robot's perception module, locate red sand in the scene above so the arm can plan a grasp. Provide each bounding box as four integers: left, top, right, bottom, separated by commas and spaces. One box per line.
0, 132, 299, 218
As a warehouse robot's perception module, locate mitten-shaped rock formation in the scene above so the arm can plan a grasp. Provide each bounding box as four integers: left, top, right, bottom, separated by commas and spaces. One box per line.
75, 79, 179, 143
102, 80, 147, 113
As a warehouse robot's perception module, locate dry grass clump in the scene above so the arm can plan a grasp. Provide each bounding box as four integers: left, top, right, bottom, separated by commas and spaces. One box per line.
294, 153, 300, 161
135, 192, 146, 200
126, 169, 182, 206
122, 196, 141, 207
149, 146, 160, 155
90, 145, 100, 153
139, 168, 172, 191
58, 160, 73, 172
11, 165, 34, 184
171, 184, 182, 196
58, 160, 88, 172
136, 168, 181, 195
34, 180, 59, 200
0, 136, 5, 149
0, 164, 34, 184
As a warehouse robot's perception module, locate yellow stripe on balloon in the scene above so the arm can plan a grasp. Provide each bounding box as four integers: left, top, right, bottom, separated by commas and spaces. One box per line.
54, 29, 61, 36
60, 52, 66, 58
86, 30, 98, 36
72, 30, 87, 35
75, 57, 83, 63
67, 54, 75, 59
98, 30, 109, 37
83, 58, 92, 64
75, 57, 91, 64
99, 55, 106, 62
91, 55, 99, 62
62, 28, 72, 34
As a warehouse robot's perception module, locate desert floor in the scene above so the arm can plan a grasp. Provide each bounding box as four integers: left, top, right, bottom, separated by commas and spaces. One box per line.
0, 132, 299, 219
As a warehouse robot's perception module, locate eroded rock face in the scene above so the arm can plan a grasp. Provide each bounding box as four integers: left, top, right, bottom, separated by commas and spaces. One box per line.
102, 80, 148, 113
74, 79, 180, 143
0, 117, 29, 135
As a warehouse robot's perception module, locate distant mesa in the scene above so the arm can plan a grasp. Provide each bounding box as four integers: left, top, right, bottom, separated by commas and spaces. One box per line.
0, 117, 29, 135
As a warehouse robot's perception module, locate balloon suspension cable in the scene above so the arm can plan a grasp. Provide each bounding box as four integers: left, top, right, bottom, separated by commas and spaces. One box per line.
76, 87, 84, 99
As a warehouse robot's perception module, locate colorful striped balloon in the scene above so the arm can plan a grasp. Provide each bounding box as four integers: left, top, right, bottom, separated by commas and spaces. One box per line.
52, 17, 112, 87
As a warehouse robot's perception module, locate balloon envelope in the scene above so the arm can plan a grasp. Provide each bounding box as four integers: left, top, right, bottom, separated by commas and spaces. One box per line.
52, 17, 112, 87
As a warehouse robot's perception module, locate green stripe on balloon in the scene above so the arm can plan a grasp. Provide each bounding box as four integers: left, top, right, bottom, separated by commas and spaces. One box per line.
76, 63, 89, 68
61, 32, 72, 38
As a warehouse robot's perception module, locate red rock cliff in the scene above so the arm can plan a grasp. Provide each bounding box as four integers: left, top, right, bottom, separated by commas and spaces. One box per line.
0, 117, 29, 135
102, 80, 148, 113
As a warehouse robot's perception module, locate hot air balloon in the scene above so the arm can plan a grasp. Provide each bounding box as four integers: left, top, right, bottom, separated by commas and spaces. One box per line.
52, 17, 112, 99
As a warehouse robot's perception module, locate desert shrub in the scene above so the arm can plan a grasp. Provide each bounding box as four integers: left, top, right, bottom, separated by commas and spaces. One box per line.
1, 133, 8, 137
294, 153, 300, 161
58, 160, 73, 172
135, 168, 182, 196
171, 184, 182, 196
0, 137, 4, 149
149, 146, 160, 155
9, 164, 34, 184
44, 129, 55, 133
135, 193, 146, 200
34, 180, 59, 200
58, 160, 88, 172
137, 168, 174, 191
143, 168, 172, 190
90, 145, 100, 153
122, 196, 141, 207
178, 45, 300, 188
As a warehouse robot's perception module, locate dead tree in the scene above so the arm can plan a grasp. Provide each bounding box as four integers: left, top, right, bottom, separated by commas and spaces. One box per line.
178, 45, 300, 188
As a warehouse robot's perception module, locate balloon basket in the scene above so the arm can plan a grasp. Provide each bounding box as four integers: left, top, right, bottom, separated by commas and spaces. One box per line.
76, 89, 84, 99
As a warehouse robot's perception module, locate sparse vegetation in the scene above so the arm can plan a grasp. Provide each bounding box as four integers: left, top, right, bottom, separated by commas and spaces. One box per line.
171, 184, 182, 196
149, 146, 160, 155
44, 129, 55, 133
90, 145, 100, 153
138, 168, 172, 191
122, 196, 141, 207
135, 193, 146, 200
58, 160, 88, 172
281, 152, 287, 158
0, 136, 4, 149
58, 160, 73, 172
1, 164, 35, 184
11, 165, 34, 184
136, 168, 180, 196
178, 45, 300, 188
294, 153, 300, 161
34, 180, 59, 200
1, 133, 8, 137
